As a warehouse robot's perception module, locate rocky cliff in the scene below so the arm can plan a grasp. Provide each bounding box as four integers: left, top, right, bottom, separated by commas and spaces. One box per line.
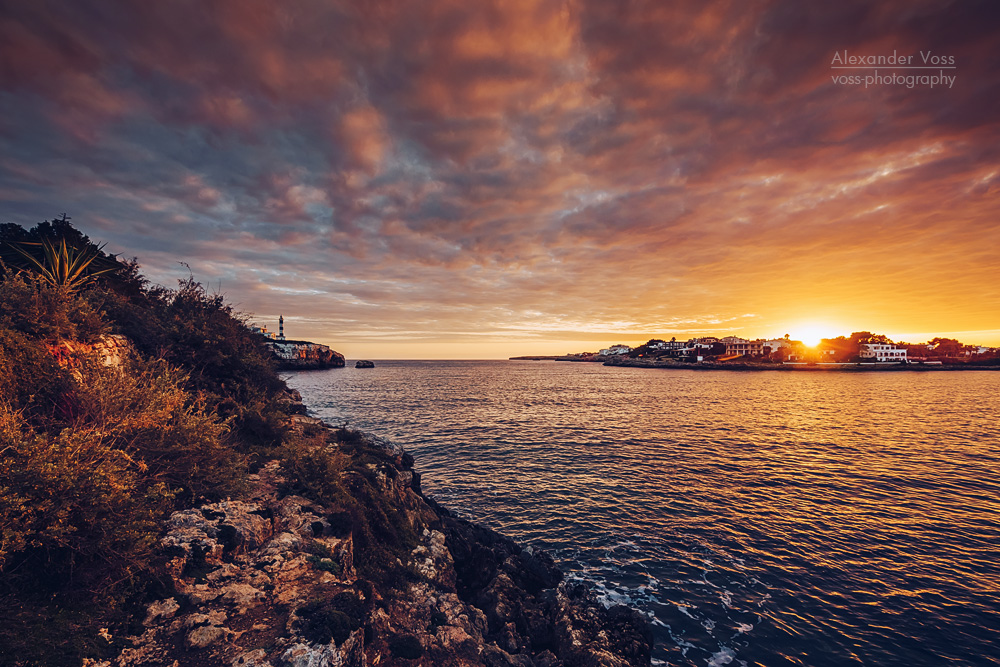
46, 333, 132, 370
93, 410, 652, 667
265, 340, 346, 370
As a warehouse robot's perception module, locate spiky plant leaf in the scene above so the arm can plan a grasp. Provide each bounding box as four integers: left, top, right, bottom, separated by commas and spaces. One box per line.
8, 238, 116, 292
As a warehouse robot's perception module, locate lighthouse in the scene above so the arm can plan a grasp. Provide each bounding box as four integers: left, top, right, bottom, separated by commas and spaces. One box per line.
278, 315, 285, 341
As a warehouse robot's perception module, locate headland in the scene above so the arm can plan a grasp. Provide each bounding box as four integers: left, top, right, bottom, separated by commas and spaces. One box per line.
0, 219, 651, 666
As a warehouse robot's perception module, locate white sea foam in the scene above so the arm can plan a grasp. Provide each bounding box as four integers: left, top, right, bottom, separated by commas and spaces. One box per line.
736, 622, 753, 633
707, 646, 737, 666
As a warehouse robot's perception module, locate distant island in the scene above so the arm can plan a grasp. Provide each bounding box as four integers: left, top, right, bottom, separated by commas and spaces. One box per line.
512, 333, 1000, 370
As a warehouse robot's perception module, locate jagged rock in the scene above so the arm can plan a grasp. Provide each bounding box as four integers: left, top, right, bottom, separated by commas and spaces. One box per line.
552, 584, 652, 667
144, 598, 180, 627
354, 360, 375, 368
185, 610, 228, 628
46, 334, 132, 372
267, 340, 346, 370
186, 624, 228, 649
411, 528, 455, 588
231, 649, 274, 666
110, 413, 651, 667
281, 628, 364, 667
220, 582, 267, 611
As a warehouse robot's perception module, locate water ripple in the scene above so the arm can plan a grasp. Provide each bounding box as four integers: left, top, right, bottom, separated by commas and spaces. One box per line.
286, 361, 1000, 667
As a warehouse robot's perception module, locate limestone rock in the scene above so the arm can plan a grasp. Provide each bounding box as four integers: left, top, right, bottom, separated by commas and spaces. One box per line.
107, 421, 650, 667
231, 649, 274, 666
144, 598, 180, 627
186, 624, 228, 649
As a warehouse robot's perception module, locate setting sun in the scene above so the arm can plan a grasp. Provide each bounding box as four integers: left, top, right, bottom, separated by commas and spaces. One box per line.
789, 325, 840, 347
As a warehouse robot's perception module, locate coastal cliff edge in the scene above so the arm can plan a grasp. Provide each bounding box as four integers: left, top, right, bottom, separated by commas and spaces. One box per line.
92, 393, 652, 667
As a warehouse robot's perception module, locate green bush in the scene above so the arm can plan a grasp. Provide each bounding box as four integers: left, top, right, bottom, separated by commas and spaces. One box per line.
0, 328, 75, 429
0, 272, 107, 342
100, 278, 285, 404
0, 405, 171, 572
71, 356, 246, 505
388, 633, 424, 659
280, 431, 419, 591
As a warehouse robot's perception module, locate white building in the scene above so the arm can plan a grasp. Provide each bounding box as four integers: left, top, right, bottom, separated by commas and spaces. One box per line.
599, 345, 632, 356
251, 317, 286, 341
762, 338, 792, 353
720, 336, 764, 356
250, 325, 277, 339
687, 337, 719, 351
649, 339, 687, 351
859, 343, 907, 362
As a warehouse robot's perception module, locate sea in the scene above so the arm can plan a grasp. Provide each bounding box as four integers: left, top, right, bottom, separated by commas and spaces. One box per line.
283, 360, 1000, 667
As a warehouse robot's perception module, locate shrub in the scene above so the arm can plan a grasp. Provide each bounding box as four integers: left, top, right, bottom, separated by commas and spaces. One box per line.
0, 327, 75, 429
0, 404, 171, 574
388, 633, 424, 659
280, 431, 419, 591
0, 272, 107, 342
0, 219, 298, 662
296, 592, 364, 645
71, 356, 246, 506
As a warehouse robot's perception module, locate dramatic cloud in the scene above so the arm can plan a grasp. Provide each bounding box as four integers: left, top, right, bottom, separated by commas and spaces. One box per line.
2, 0, 998, 356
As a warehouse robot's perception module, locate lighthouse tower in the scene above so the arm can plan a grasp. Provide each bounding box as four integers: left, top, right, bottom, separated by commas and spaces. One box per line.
278, 315, 285, 341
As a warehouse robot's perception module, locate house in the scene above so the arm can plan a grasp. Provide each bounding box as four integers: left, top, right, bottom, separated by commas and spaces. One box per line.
762, 338, 792, 353
859, 343, 907, 362
599, 345, 632, 356
250, 325, 277, 340
649, 339, 687, 351
250, 316, 286, 341
687, 337, 719, 351
720, 336, 764, 356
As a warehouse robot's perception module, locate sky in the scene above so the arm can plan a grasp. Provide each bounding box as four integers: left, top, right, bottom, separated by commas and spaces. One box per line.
1, 0, 998, 358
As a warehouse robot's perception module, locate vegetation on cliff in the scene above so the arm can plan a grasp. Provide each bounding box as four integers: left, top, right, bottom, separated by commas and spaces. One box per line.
0, 219, 310, 663
1, 218, 650, 666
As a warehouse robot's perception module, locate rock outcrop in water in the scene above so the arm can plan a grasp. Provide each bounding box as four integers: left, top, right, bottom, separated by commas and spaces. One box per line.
355, 360, 375, 368
266, 340, 346, 370
95, 409, 652, 667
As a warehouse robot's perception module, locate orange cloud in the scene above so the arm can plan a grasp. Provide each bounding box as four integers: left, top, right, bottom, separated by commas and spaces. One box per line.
1, 0, 998, 355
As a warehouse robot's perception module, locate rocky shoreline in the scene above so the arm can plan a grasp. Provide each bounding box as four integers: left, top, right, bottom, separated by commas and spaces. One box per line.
94, 397, 652, 667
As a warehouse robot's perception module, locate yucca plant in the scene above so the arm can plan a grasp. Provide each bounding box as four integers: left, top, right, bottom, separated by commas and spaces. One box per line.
8, 238, 116, 293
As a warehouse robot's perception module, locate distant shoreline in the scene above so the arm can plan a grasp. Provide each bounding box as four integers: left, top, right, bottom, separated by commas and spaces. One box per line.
509, 356, 1000, 371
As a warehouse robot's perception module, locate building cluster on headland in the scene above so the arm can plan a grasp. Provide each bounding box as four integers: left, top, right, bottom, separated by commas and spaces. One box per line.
516, 333, 1000, 369
249, 317, 346, 369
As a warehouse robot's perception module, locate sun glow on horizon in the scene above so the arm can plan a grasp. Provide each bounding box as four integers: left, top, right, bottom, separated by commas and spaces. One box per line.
789, 324, 842, 348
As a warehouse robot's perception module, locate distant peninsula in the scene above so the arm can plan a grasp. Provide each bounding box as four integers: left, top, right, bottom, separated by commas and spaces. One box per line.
513, 333, 1000, 371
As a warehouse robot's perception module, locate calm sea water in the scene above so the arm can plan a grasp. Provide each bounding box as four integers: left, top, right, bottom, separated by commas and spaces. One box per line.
284, 361, 1000, 667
